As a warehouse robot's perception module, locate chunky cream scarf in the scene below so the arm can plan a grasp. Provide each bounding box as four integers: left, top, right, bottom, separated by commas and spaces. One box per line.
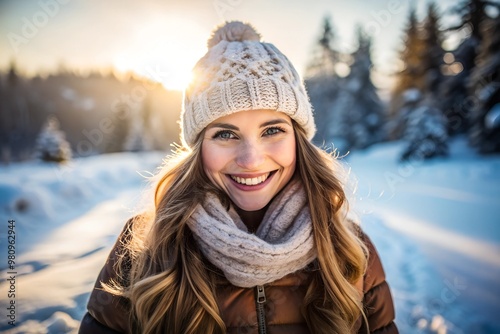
188, 179, 317, 288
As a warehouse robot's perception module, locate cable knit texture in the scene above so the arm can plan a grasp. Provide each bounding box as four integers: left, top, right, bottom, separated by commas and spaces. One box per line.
188, 178, 317, 288
181, 21, 315, 147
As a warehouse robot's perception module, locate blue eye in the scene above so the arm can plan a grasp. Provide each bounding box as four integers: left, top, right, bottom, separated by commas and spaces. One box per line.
264, 127, 285, 136
213, 130, 236, 140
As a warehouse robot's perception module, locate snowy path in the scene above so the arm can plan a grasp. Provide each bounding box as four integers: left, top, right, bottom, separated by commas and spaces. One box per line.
0, 152, 162, 333
360, 209, 500, 334
348, 137, 500, 333
0, 192, 140, 333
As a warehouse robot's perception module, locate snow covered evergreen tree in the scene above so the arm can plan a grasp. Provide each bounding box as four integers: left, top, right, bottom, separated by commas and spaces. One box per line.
7, 60, 18, 87
305, 16, 339, 79
420, 3, 445, 94
440, 0, 500, 134
304, 16, 342, 146
104, 101, 130, 153
400, 96, 448, 161
398, 2, 449, 161
390, 7, 425, 137
447, 0, 500, 43
469, 15, 500, 153
396, 6, 449, 160
35, 115, 72, 163
123, 120, 151, 152
123, 99, 153, 152
331, 27, 385, 151
438, 41, 476, 134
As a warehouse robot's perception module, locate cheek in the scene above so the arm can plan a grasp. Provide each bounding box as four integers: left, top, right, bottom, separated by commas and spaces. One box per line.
201, 142, 227, 176
271, 137, 296, 167
201, 145, 215, 174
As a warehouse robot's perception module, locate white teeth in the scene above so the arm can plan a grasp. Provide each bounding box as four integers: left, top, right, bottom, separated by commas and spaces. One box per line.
231, 173, 270, 185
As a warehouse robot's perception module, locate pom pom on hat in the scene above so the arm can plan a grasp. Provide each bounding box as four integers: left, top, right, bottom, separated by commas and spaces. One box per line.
207, 21, 261, 48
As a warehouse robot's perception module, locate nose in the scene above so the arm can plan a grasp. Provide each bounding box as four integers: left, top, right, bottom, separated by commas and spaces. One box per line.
235, 140, 265, 170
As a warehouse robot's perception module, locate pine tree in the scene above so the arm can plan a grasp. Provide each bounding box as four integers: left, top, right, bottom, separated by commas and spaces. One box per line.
104, 101, 129, 153
441, 0, 500, 135
400, 97, 448, 161
34, 115, 72, 163
469, 15, 500, 153
3, 64, 14, 162
395, 5, 449, 161
389, 7, 425, 138
0, 65, 12, 163
304, 16, 342, 146
332, 27, 386, 151
447, 0, 500, 42
7, 60, 18, 87
4, 60, 35, 161
305, 16, 339, 79
420, 3, 445, 94
123, 121, 149, 152
123, 99, 153, 152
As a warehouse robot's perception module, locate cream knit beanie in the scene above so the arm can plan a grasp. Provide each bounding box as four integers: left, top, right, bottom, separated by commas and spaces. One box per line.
181, 21, 315, 147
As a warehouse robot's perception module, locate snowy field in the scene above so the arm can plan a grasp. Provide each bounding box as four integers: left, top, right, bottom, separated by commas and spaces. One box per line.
0, 137, 499, 334
346, 137, 500, 333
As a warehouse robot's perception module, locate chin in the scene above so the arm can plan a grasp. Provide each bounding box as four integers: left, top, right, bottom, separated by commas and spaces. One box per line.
234, 199, 269, 212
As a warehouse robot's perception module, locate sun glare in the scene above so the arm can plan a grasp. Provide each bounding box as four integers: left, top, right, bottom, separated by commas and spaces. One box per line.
112, 16, 206, 91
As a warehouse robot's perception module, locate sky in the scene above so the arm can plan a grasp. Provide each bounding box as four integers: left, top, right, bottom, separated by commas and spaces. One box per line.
0, 0, 460, 93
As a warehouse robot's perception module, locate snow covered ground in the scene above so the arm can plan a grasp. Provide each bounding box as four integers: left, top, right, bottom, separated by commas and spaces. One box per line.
347, 136, 500, 333
0, 152, 163, 334
0, 137, 499, 333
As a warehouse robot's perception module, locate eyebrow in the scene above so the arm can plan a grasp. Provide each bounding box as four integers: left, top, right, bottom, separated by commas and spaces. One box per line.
260, 119, 292, 128
207, 118, 292, 130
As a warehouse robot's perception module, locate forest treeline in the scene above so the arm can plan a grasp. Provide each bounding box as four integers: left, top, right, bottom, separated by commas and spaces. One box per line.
0, 68, 182, 162
306, 0, 499, 160
0, 0, 499, 163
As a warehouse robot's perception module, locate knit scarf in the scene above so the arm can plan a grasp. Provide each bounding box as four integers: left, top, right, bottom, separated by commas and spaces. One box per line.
188, 179, 317, 288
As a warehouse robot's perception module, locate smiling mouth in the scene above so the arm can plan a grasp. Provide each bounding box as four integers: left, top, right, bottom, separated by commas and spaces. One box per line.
229, 171, 275, 185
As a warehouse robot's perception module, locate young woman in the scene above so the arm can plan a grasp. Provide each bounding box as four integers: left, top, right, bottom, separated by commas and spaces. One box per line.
79, 21, 398, 334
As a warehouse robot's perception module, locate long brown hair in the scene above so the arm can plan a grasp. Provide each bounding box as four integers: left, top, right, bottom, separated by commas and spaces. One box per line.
294, 122, 368, 333
105, 122, 367, 333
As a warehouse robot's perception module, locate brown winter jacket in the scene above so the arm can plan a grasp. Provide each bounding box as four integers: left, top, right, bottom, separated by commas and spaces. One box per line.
79, 218, 398, 334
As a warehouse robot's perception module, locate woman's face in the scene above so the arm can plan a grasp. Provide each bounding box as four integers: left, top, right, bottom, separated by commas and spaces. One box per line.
202, 109, 296, 212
